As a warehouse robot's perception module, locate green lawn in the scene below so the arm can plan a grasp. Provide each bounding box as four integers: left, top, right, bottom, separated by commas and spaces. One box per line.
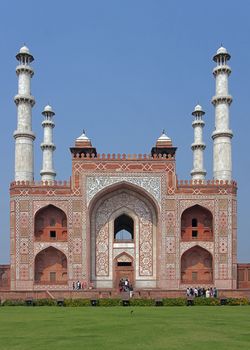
0, 306, 250, 350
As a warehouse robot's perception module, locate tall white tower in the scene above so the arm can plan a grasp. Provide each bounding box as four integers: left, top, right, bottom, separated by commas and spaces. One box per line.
191, 104, 206, 180
212, 46, 233, 181
14, 45, 36, 181
40, 105, 56, 181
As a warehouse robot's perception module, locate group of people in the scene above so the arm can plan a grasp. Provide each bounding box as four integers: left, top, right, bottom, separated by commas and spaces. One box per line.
186, 286, 218, 298
72, 281, 86, 290
119, 278, 133, 294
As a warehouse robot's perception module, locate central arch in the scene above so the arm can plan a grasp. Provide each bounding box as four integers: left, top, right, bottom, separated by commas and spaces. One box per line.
89, 185, 159, 289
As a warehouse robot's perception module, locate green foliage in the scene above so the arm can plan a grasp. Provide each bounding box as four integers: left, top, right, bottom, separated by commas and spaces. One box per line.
1, 297, 249, 308
33, 299, 56, 306
130, 298, 155, 306
226, 298, 249, 306
2, 299, 26, 306
162, 298, 186, 306
193, 298, 220, 306
98, 298, 121, 306
64, 298, 91, 307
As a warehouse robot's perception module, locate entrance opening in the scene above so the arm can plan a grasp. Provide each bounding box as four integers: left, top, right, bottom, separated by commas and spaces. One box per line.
114, 253, 134, 289
114, 214, 134, 241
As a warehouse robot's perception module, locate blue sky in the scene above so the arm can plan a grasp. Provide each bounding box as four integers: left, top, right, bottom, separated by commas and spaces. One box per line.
0, 0, 250, 263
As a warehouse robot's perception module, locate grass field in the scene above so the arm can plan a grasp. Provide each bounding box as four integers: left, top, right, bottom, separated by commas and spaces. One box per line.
0, 306, 250, 350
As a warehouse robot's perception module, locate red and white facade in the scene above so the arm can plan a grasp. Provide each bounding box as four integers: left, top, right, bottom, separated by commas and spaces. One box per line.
7, 46, 242, 292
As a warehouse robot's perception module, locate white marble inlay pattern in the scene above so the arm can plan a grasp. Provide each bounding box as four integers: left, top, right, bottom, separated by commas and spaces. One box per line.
86, 175, 161, 205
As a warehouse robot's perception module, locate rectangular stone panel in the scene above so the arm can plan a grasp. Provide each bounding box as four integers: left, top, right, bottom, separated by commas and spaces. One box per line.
10, 239, 15, 254
73, 255, 81, 263
20, 227, 29, 237
166, 254, 175, 264
219, 254, 227, 263
72, 201, 82, 212
10, 201, 15, 212
19, 200, 29, 211
20, 254, 29, 263
218, 199, 228, 210
165, 200, 175, 210
72, 228, 82, 237
10, 213, 15, 228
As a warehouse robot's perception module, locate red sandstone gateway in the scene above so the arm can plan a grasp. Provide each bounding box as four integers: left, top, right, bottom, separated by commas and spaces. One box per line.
0, 45, 249, 300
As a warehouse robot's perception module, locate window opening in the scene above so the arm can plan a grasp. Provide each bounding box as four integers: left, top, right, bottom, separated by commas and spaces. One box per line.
192, 272, 198, 281
50, 218, 56, 226
50, 272, 56, 282
50, 231, 56, 239
117, 262, 132, 267
114, 214, 134, 240
192, 218, 197, 227
192, 230, 198, 238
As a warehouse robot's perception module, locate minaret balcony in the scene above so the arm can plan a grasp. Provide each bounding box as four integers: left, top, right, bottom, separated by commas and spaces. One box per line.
191, 143, 206, 150
14, 94, 35, 107
211, 130, 233, 140
213, 65, 231, 76
16, 65, 34, 77
13, 130, 36, 140
211, 95, 233, 106
40, 143, 56, 151
42, 120, 55, 127
192, 120, 205, 127
190, 169, 206, 178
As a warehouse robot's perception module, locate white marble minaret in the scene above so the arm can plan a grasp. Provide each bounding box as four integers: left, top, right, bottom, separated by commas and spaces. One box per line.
14, 46, 36, 181
212, 46, 233, 181
40, 105, 56, 181
191, 104, 206, 180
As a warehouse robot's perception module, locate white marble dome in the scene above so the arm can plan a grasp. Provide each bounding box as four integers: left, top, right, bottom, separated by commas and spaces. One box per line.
194, 104, 203, 112
19, 45, 30, 54
216, 46, 228, 55
157, 130, 171, 141
44, 105, 53, 113
76, 130, 90, 141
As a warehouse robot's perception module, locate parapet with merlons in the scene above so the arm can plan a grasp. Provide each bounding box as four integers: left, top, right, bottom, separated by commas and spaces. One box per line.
71, 152, 175, 160
177, 179, 237, 195
10, 180, 71, 197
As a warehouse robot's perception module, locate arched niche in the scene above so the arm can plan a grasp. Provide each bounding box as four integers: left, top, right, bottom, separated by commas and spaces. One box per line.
34, 247, 67, 284
34, 205, 67, 242
181, 246, 213, 284
181, 205, 213, 241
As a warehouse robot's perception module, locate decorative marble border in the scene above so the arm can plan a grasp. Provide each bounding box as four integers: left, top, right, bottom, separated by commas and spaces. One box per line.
86, 175, 162, 205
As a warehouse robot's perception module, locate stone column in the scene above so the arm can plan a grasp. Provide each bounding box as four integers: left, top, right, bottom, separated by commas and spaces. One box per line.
191, 104, 206, 180
212, 46, 233, 181
13, 46, 35, 181
40, 105, 56, 181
